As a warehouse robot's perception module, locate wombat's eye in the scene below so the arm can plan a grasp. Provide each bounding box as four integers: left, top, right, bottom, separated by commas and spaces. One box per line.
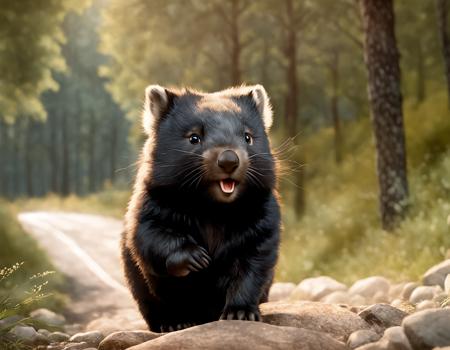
189, 134, 201, 145
244, 132, 253, 145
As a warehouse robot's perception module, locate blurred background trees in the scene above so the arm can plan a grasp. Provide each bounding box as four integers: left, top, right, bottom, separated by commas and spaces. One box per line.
1, 0, 449, 281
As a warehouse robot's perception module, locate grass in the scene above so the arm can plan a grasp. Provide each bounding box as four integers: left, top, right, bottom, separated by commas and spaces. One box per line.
276, 92, 450, 284
0, 202, 67, 315
14, 188, 130, 219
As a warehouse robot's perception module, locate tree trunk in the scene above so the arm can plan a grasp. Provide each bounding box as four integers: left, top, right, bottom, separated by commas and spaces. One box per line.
330, 50, 342, 164
436, 0, 450, 107
230, 0, 242, 85
360, 0, 409, 231
110, 115, 118, 184
284, 0, 305, 216
88, 113, 97, 193
61, 112, 70, 197
25, 119, 34, 197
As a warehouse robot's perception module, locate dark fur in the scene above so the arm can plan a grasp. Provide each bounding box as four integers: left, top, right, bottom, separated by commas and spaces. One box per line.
122, 85, 281, 332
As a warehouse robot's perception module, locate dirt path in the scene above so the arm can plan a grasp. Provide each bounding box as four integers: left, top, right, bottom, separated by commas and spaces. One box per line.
18, 212, 143, 327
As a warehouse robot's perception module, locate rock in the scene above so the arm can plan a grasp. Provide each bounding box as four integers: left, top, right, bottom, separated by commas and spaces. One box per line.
127, 320, 346, 350
10, 325, 38, 341
347, 329, 381, 349
260, 301, 370, 341
391, 299, 403, 308
49, 331, 71, 342
0, 315, 24, 330
372, 291, 389, 304
416, 300, 438, 311
70, 331, 104, 347
99, 330, 162, 350
269, 282, 296, 302
62, 343, 91, 350
86, 314, 147, 336
65, 323, 84, 335
445, 275, 450, 294
423, 260, 450, 288
389, 283, 407, 301
322, 291, 352, 304
409, 286, 442, 304
10, 325, 49, 346
402, 308, 450, 349
349, 295, 368, 306
38, 329, 52, 337
290, 276, 347, 301
383, 326, 413, 350
401, 283, 420, 301
349, 277, 390, 299
30, 308, 66, 326
358, 304, 408, 330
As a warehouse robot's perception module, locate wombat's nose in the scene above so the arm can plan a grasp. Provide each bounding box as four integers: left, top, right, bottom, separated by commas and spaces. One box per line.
218, 150, 239, 173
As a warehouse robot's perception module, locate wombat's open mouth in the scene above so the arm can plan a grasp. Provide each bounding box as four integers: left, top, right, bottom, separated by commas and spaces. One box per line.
219, 179, 236, 194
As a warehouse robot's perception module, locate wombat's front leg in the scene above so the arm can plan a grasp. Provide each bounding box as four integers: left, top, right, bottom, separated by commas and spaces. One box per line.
136, 221, 210, 277
220, 234, 278, 321
166, 243, 211, 277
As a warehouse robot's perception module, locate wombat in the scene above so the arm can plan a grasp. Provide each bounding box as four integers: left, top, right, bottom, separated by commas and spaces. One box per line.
122, 84, 281, 332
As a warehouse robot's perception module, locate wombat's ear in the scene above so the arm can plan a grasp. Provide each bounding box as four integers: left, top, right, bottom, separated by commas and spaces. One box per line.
143, 85, 177, 134
249, 84, 273, 132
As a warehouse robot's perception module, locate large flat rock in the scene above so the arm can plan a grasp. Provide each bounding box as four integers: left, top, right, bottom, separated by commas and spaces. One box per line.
127, 321, 346, 350
260, 301, 370, 341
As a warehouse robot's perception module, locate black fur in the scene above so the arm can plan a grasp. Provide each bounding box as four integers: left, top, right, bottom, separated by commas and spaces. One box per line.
122, 87, 281, 332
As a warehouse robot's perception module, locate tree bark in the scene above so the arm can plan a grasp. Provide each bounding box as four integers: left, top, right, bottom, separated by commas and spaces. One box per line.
360, 0, 409, 230
436, 0, 450, 107
88, 113, 97, 193
25, 119, 34, 197
61, 112, 71, 197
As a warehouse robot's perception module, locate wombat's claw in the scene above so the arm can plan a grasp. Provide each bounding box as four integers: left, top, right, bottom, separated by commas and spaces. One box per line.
220, 309, 261, 321
161, 322, 195, 332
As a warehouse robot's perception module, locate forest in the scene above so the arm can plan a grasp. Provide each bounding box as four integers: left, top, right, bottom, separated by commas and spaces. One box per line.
1, 0, 450, 284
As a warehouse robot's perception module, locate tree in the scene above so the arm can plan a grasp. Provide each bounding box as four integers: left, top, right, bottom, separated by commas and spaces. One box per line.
359, 0, 409, 230
0, 0, 90, 121
436, 0, 450, 107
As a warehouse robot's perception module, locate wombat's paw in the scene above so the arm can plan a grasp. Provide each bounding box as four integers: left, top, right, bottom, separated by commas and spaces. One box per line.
220, 306, 261, 321
166, 244, 211, 277
160, 322, 196, 332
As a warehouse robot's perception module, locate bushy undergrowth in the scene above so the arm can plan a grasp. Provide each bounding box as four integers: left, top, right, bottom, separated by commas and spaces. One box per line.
277, 92, 450, 284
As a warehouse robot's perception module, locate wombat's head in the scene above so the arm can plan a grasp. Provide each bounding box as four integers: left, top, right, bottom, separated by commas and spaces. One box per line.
143, 85, 276, 203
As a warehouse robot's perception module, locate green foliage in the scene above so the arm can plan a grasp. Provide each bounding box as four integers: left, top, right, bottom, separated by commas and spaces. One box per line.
277, 93, 450, 284
0, 0, 91, 120
0, 263, 58, 350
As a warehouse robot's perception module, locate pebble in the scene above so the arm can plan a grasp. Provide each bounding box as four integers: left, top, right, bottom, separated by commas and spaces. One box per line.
401, 282, 420, 300
349, 276, 390, 299
409, 285, 442, 304
416, 300, 438, 311
423, 260, 450, 288
358, 303, 408, 329
402, 308, 450, 349
347, 329, 381, 349
30, 308, 66, 326
70, 331, 104, 347
290, 276, 347, 301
